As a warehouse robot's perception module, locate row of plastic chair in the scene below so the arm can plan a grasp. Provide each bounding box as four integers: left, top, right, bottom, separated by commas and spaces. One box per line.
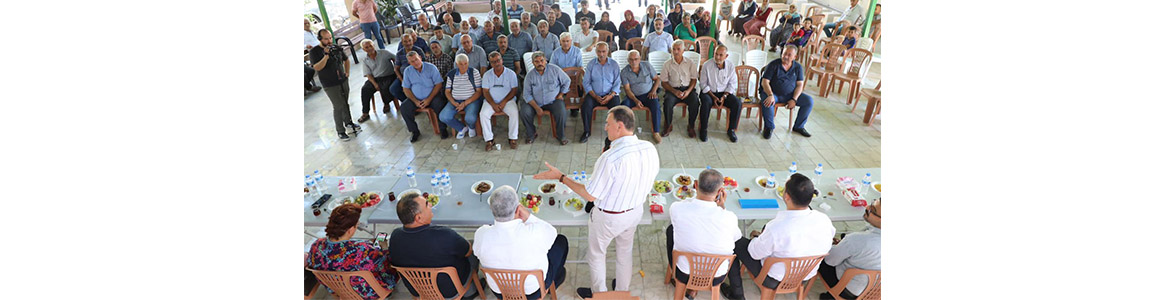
663, 251, 881, 300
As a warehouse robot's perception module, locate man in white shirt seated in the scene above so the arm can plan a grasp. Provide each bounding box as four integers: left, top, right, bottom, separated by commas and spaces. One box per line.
666, 168, 741, 299
818, 199, 880, 300
473, 186, 569, 300
721, 173, 836, 300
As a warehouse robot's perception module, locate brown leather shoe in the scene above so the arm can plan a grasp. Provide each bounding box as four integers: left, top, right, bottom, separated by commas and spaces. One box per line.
662, 124, 673, 137
509, 139, 518, 149
652, 133, 662, 144
484, 140, 495, 151
357, 114, 370, 123
687, 126, 696, 138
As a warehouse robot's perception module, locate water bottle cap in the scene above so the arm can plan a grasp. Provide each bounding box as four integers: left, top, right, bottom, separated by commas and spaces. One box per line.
306, 175, 311, 178
866, 173, 871, 176
443, 169, 448, 172
770, 173, 775, 176
791, 162, 797, 165
314, 170, 320, 173
817, 163, 822, 167
407, 166, 413, 170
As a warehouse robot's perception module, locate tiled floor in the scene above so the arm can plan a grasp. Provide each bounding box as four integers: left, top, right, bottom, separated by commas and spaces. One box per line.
305, 6, 879, 299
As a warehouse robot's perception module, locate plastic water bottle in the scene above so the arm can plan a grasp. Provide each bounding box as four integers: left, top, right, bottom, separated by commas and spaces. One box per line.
314, 170, 325, 189
861, 173, 872, 197
814, 164, 824, 185
572, 171, 580, 182
788, 162, 798, 180
581, 171, 587, 183
405, 167, 417, 187
305, 175, 313, 188
441, 175, 452, 195
430, 175, 439, 194
766, 173, 776, 189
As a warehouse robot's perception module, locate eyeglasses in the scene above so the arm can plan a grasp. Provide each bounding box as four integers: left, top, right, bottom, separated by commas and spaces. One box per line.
864, 205, 880, 218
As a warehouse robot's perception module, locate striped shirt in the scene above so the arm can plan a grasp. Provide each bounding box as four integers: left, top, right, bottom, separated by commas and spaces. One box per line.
585, 135, 660, 211
446, 68, 482, 102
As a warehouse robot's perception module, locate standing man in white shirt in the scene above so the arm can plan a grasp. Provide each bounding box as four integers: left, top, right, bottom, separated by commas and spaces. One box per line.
722, 173, 836, 300
474, 186, 569, 299
819, 199, 880, 300
666, 168, 741, 299
480, 52, 521, 151
533, 106, 660, 297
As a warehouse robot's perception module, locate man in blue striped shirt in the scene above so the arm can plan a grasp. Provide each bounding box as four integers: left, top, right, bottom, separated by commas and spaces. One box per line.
532, 21, 560, 55
579, 42, 621, 143
519, 52, 571, 145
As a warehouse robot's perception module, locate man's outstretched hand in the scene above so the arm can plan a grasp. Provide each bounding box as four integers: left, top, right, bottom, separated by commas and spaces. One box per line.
533, 161, 564, 180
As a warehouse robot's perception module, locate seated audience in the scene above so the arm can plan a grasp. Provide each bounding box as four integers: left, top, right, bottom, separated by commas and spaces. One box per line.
758, 45, 815, 138
842, 26, 859, 49
533, 20, 561, 54
580, 42, 620, 144
698, 45, 742, 142
474, 186, 570, 299
667, 3, 684, 32
731, 0, 758, 37
550, 33, 582, 68
425, 40, 454, 78
644, 18, 674, 53
660, 40, 700, 139
480, 52, 522, 150
519, 52, 571, 145
496, 35, 523, 74
594, 11, 618, 47
358, 40, 396, 123
478, 20, 502, 55
456, 35, 489, 73
694, 9, 711, 38
507, 0, 525, 19
430, 26, 454, 56
743, 0, 773, 36
437, 1, 462, 24
576, 0, 596, 25
397, 51, 448, 142
547, 10, 568, 36
673, 13, 697, 41
510, 20, 535, 56
619, 50, 663, 143
575, 18, 600, 52
440, 54, 484, 140
617, 10, 642, 50
305, 203, 399, 299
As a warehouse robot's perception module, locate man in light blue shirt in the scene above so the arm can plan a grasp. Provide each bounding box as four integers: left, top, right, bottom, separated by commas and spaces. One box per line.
508, 20, 534, 55
532, 20, 561, 54
549, 32, 582, 68
820, 199, 880, 300
468, 17, 485, 41
620, 50, 662, 143
479, 52, 521, 150
456, 35, 489, 73
399, 51, 449, 142
644, 18, 673, 54
519, 52, 571, 145
579, 42, 621, 143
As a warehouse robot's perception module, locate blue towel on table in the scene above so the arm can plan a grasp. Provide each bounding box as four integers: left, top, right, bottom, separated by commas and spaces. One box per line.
739, 199, 780, 209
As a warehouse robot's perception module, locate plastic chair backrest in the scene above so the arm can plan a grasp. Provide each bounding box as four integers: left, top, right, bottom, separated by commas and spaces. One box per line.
307, 268, 392, 300
682, 51, 701, 73
626, 37, 645, 53
855, 37, 874, 51
679, 40, 697, 52
569, 24, 582, 39
695, 36, 717, 63
838, 269, 881, 300
524, 52, 536, 75
596, 30, 613, 45
726, 52, 742, 67
759, 255, 826, 293
612, 50, 630, 71
742, 35, 766, 53
581, 50, 597, 72
735, 65, 760, 100
563, 67, 585, 99
840, 48, 873, 78
392, 265, 465, 300
745, 50, 767, 72
806, 6, 823, 19
481, 267, 548, 300
672, 250, 736, 290
810, 14, 826, 26
819, 43, 849, 70
648, 51, 670, 74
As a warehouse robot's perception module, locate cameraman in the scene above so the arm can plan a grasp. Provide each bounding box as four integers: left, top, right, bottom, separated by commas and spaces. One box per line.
309, 29, 361, 141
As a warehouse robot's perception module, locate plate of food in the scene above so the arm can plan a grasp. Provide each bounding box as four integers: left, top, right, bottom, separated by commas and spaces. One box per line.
653, 180, 673, 193
723, 176, 739, 190
343, 191, 383, 208
673, 185, 697, 201
672, 173, 694, 187
871, 181, 881, 193
523, 193, 543, 213
755, 176, 777, 189
538, 182, 559, 195
775, 185, 786, 198
562, 197, 586, 216
471, 180, 495, 194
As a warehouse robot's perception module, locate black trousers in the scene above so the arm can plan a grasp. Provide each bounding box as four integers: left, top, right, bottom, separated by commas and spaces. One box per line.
360, 75, 396, 114
726, 237, 782, 297
399, 97, 449, 135
581, 95, 620, 134
698, 92, 742, 132
304, 64, 316, 90
817, 261, 859, 299
662, 87, 700, 130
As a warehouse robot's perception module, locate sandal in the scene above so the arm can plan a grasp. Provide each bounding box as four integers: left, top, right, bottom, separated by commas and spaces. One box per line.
508, 139, 518, 149
484, 140, 495, 151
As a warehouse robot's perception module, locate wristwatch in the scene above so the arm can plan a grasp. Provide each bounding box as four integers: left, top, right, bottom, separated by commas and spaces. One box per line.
559, 174, 566, 183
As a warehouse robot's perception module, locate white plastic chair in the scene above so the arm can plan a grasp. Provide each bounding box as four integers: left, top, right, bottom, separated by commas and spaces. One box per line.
726, 52, 742, 67
745, 50, 768, 72
855, 37, 874, 51
523, 52, 535, 75
648, 51, 670, 74
581, 50, 597, 72
569, 24, 582, 40
682, 51, 701, 73
612, 50, 630, 71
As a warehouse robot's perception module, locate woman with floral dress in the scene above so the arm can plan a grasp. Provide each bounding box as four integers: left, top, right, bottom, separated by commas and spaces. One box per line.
305, 204, 398, 299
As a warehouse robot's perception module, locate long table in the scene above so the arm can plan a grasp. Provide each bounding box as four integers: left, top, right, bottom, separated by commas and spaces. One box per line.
514, 176, 654, 226
367, 173, 524, 225
650, 168, 881, 222
303, 176, 401, 227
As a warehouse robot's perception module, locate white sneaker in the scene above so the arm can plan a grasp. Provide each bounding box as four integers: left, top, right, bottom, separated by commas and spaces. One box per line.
456, 127, 468, 139
468, 127, 477, 138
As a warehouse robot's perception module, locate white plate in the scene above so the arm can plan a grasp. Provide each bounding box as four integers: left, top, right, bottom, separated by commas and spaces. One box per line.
471, 180, 495, 194
870, 181, 881, 193
538, 182, 560, 195
673, 187, 696, 201
672, 173, 695, 187
652, 180, 674, 194
562, 197, 587, 216
755, 176, 777, 189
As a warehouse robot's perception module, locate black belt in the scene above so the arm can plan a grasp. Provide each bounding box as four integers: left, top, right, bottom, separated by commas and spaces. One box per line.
599, 207, 634, 214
